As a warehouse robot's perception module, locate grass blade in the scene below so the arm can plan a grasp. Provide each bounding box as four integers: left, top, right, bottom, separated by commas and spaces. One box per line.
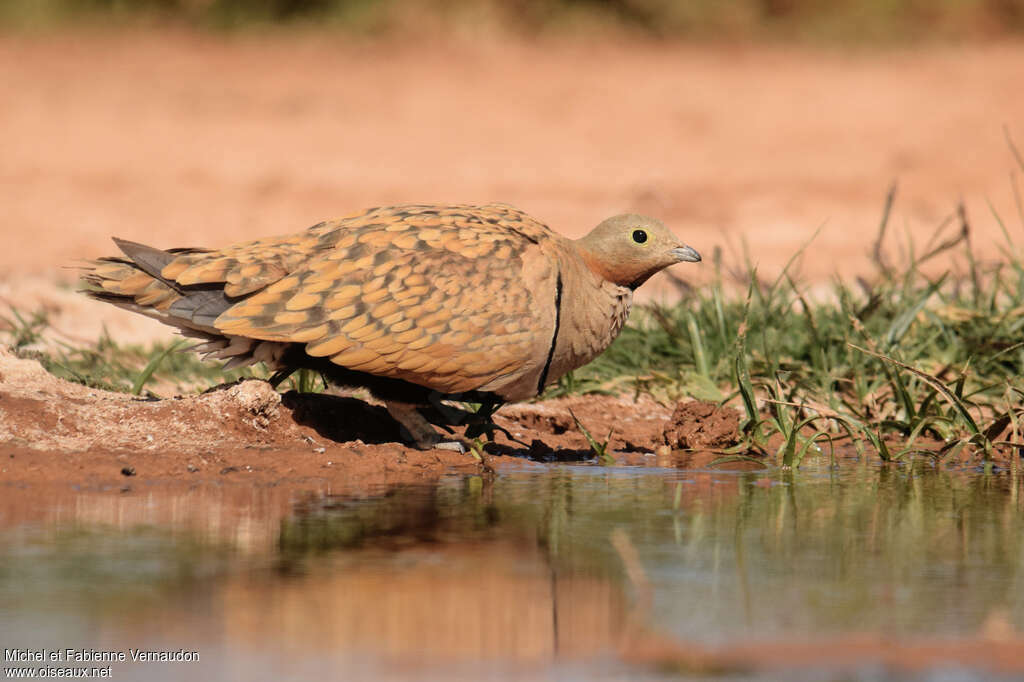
131, 340, 185, 396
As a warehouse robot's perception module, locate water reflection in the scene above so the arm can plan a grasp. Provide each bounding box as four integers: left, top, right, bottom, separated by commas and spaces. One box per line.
1, 462, 1022, 679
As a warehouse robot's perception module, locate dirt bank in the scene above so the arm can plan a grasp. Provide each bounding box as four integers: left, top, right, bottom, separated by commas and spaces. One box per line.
2, 31, 1020, 487
1, 346, 747, 488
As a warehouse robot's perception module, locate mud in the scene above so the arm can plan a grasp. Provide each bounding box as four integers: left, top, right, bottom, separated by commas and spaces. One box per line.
0, 346, 697, 487
2, 30, 1020, 488
662, 399, 741, 450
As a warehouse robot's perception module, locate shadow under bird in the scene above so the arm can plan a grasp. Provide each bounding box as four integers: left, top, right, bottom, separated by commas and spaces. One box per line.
82, 203, 700, 450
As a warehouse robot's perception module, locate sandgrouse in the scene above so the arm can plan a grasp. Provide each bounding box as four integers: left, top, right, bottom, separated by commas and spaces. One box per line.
82, 204, 700, 450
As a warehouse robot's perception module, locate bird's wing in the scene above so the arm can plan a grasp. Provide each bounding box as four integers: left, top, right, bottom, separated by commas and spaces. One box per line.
210, 204, 560, 395
158, 203, 556, 296
82, 204, 562, 394
161, 231, 323, 297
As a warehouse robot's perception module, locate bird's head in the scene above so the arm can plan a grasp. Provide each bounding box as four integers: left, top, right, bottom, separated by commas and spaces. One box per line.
577, 214, 701, 289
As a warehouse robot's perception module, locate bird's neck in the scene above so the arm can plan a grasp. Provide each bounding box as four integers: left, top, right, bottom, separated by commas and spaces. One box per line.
575, 239, 619, 286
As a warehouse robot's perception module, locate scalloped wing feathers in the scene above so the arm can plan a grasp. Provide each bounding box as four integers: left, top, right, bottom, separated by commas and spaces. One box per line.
82, 204, 566, 398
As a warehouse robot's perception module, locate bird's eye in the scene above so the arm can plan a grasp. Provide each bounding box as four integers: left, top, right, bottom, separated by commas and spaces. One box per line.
631, 229, 648, 244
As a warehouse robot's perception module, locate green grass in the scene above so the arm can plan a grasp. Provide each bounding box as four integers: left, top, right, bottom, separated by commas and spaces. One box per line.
552, 175, 1024, 466
1, 0, 1023, 42
0, 306, 284, 396
5, 159, 1024, 465
5, 190, 1023, 463
7, 188, 1024, 465
568, 408, 615, 466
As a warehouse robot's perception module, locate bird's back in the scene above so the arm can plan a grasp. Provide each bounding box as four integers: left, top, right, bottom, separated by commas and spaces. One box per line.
83, 204, 566, 398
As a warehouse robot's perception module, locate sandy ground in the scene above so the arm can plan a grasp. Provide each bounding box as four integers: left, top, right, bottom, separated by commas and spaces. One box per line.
0, 345, 1000, 489
0, 30, 1021, 474
2, 34, 1023, 675
1, 29, 1020, 481
2, 30, 1024, 345
0, 346, 740, 487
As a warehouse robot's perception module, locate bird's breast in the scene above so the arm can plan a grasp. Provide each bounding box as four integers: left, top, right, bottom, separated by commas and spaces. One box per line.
543, 257, 633, 388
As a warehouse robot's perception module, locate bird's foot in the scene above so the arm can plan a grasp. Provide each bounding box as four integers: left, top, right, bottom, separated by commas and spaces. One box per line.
267, 367, 297, 389
385, 400, 472, 454
461, 400, 521, 444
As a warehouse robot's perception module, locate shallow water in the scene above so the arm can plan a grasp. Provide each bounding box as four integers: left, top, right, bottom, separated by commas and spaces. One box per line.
1, 459, 1022, 680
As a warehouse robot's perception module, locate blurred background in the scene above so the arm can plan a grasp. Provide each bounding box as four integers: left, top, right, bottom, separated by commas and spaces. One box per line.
4, 0, 1024, 39
1, 0, 1023, 342
3, 7, 1024, 678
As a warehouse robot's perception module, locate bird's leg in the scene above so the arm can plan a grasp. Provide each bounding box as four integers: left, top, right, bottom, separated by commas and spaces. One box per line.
420, 391, 475, 428
418, 393, 511, 442
464, 399, 511, 441
267, 366, 298, 389
385, 400, 467, 453
414, 393, 483, 436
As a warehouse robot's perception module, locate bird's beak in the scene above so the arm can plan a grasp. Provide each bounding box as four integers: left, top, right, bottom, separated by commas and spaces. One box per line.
672, 244, 702, 263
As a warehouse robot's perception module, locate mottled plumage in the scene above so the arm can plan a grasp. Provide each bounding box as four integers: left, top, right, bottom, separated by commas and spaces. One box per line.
82, 203, 700, 449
